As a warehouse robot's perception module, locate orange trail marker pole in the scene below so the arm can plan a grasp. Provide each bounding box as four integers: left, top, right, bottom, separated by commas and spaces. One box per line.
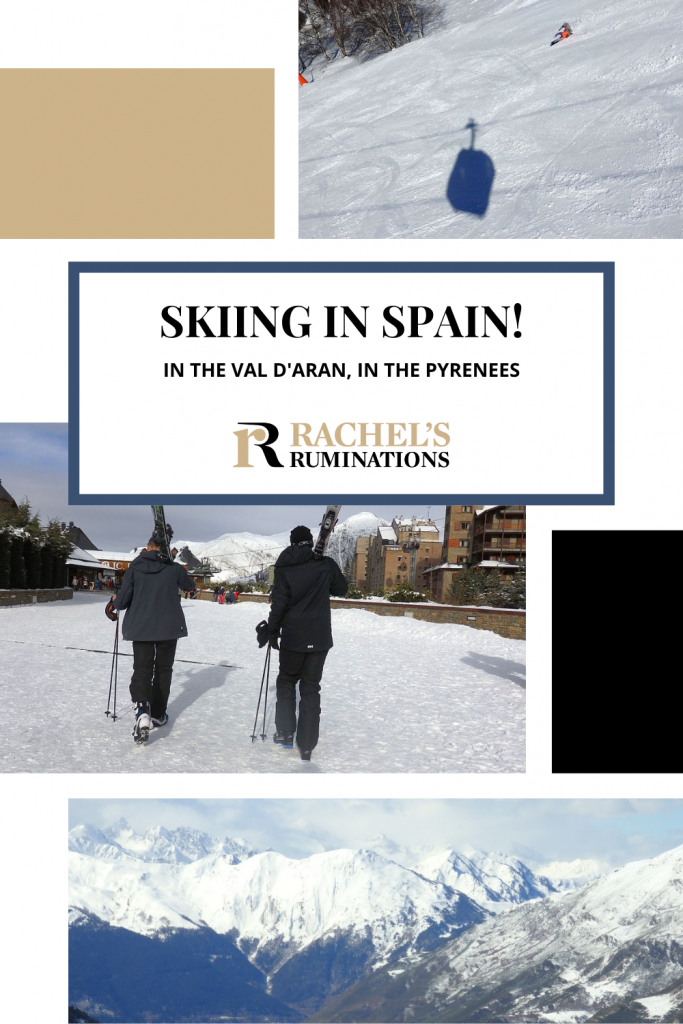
299, 73, 309, 86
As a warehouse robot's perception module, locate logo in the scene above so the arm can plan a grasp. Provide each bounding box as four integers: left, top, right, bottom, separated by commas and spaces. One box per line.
233, 422, 284, 468
233, 421, 451, 470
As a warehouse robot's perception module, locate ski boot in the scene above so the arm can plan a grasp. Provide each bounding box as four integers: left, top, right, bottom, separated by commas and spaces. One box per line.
273, 731, 294, 748
133, 702, 152, 744
299, 749, 312, 762
151, 712, 169, 728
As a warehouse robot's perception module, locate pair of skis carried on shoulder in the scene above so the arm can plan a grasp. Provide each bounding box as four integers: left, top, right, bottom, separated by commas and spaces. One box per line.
150, 504, 341, 562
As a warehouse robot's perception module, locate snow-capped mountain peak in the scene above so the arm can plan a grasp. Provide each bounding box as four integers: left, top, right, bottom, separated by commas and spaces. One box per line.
326, 512, 390, 575
69, 822, 256, 866
358, 837, 560, 909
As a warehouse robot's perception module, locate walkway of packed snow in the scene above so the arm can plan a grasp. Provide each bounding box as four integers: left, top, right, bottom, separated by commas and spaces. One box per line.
0, 595, 525, 773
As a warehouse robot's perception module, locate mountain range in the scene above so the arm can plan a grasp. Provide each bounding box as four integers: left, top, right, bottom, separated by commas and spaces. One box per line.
69, 822, 682, 1023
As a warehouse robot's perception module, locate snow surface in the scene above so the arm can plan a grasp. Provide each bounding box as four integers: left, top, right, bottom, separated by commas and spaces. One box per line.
397, 842, 683, 1018
322, 843, 683, 1022
300, 0, 683, 238
0, 593, 525, 772
638, 992, 676, 1017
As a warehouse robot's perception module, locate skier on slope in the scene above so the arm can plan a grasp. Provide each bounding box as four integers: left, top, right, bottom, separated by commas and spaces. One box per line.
106, 535, 196, 743
264, 525, 347, 761
551, 22, 573, 45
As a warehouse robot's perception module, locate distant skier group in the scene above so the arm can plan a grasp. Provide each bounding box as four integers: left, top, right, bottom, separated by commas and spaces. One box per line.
105, 521, 346, 761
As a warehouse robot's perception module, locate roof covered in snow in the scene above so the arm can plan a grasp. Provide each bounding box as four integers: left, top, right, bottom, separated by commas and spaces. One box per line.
67, 546, 104, 569
86, 550, 138, 562
394, 518, 439, 534
422, 563, 464, 574
475, 560, 522, 569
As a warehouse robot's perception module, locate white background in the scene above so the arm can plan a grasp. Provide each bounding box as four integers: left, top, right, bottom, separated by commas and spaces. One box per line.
78, 270, 604, 495
0, 2, 682, 1022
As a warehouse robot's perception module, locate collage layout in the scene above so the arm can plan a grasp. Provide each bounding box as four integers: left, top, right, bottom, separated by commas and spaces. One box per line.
1, 2, 681, 1024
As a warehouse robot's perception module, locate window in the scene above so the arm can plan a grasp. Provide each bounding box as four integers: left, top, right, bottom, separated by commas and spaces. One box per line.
462, 506, 471, 512
460, 523, 469, 530
396, 574, 401, 582
459, 540, 469, 548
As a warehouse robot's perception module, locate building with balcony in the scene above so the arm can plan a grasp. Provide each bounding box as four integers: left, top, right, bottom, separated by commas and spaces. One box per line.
471, 505, 526, 567
422, 505, 526, 602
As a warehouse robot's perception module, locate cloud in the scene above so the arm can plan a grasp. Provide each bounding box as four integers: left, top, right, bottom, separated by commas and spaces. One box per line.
0, 423, 442, 549
68, 799, 683, 867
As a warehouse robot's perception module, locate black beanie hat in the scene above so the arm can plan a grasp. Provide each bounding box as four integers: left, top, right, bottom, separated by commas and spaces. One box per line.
290, 525, 313, 546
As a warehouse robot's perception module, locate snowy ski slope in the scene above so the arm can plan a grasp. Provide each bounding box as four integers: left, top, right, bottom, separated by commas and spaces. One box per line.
300, 0, 683, 238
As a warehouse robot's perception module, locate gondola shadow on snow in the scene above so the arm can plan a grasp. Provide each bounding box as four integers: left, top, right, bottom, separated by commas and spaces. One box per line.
446, 119, 495, 217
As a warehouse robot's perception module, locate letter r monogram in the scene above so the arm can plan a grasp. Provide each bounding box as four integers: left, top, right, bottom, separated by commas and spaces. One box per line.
233, 422, 284, 468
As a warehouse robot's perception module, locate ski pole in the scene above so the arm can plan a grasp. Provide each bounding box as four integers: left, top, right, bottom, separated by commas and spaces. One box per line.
251, 644, 271, 742
105, 616, 120, 721
260, 645, 271, 742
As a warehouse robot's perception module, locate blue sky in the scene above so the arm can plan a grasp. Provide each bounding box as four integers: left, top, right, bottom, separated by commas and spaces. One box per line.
0, 423, 444, 549
68, 799, 683, 866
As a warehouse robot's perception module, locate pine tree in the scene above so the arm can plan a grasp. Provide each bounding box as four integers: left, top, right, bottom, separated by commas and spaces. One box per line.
449, 566, 483, 605
0, 531, 10, 589
9, 535, 26, 588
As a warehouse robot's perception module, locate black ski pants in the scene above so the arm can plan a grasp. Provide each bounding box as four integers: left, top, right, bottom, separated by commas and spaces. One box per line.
275, 648, 328, 752
130, 639, 178, 718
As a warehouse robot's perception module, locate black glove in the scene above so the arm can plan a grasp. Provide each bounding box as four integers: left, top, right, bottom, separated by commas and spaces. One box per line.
269, 634, 280, 650
255, 620, 270, 648
105, 599, 118, 622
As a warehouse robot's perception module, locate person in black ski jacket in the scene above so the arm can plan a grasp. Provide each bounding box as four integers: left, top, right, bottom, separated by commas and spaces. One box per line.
108, 536, 196, 743
267, 525, 347, 760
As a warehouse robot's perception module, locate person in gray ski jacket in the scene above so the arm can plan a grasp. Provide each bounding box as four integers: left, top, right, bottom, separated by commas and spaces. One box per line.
108, 535, 195, 743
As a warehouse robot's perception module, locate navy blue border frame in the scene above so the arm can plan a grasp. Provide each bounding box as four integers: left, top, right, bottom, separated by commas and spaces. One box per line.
68, 261, 615, 505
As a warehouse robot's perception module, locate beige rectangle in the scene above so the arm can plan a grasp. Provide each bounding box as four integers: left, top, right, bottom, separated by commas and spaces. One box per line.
0, 68, 274, 238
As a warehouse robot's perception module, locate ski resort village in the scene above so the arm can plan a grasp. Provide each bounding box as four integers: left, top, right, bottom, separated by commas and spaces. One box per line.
0, 478, 526, 773
299, 0, 683, 238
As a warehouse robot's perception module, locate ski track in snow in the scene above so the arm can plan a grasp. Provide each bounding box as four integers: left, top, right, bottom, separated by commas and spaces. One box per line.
0, 594, 525, 773
300, 0, 683, 238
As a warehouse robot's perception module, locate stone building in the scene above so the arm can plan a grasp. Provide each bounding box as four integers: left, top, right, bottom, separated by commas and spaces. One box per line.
351, 535, 370, 591
421, 505, 483, 602
365, 517, 441, 593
